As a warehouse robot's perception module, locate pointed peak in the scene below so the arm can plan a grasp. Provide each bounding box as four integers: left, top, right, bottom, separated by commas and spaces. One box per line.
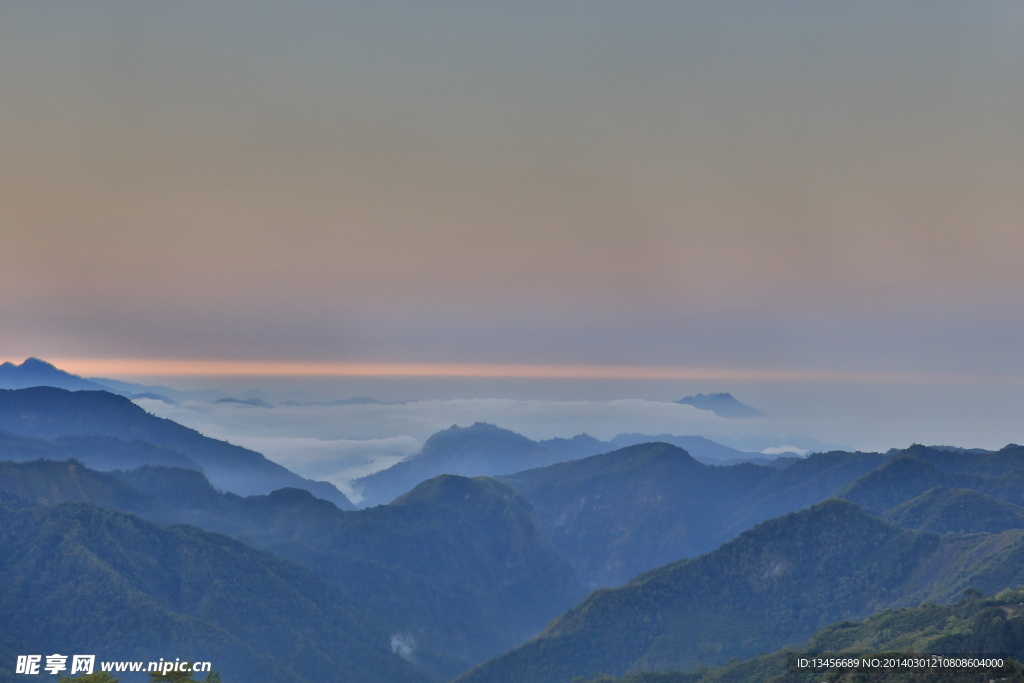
0, 358, 110, 392
676, 393, 765, 419
21, 357, 57, 369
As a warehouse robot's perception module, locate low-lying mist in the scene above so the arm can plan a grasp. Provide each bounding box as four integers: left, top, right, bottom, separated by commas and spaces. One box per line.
133, 376, 1024, 498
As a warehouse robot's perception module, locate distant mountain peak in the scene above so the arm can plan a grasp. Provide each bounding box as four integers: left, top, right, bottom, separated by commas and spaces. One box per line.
0, 386, 355, 509
214, 397, 273, 408
417, 422, 537, 454
2, 357, 52, 373
676, 392, 765, 419
352, 422, 563, 507
9, 357, 52, 369
0, 357, 109, 392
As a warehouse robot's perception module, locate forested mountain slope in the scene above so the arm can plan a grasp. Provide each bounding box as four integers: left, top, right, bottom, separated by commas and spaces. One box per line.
500, 442, 1024, 588
574, 588, 1024, 683
882, 487, 1024, 534
0, 459, 582, 679
0, 500, 432, 683
456, 500, 1024, 683
499, 444, 888, 587
0, 429, 199, 471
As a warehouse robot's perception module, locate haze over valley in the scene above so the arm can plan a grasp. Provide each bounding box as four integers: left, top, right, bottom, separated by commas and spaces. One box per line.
3, 2, 1023, 681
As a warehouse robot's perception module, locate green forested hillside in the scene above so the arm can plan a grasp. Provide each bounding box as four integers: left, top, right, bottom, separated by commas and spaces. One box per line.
127, 469, 582, 675
455, 500, 1024, 683
499, 441, 1024, 589
883, 487, 1024, 534
835, 455, 983, 513
0, 459, 148, 509
0, 460, 582, 679
500, 444, 889, 587
575, 588, 1024, 683
0, 500, 432, 683
833, 445, 1024, 516
980, 470, 1024, 507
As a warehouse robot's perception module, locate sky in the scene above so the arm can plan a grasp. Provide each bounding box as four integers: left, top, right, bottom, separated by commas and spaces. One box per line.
2, 2, 1024, 450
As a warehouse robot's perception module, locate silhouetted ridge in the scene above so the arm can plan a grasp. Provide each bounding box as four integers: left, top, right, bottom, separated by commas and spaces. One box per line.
392, 473, 517, 508
904, 442, 1024, 477
0, 357, 110, 391
0, 386, 354, 508
215, 397, 273, 407
353, 422, 564, 506
356, 425, 784, 511
675, 393, 765, 419
537, 433, 768, 465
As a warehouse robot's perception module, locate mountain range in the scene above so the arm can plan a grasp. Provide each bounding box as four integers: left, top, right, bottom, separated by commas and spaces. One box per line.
353, 423, 567, 506
5, 376, 1024, 682
574, 588, 1024, 683
499, 443, 890, 587
539, 433, 777, 466
0, 495, 431, 683
0, 458, 583, 680
0, 387, 353, 509
0, 358, 111, 392
456, 499, 1024, 683
9, 430, 1024, 681
353, 423, 774, 508
0, 357, 230, 404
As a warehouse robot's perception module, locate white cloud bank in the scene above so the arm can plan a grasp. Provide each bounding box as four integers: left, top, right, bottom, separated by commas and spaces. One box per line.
222, 435, 419, 502
760, 445, 808, 456
135, 386, 1024, 497
135, 396, 774, 493
138, 397, 750, 442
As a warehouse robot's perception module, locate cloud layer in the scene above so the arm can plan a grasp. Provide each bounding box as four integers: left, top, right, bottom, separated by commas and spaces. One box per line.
134, 378, 1024, 496
136, 396, 771, 498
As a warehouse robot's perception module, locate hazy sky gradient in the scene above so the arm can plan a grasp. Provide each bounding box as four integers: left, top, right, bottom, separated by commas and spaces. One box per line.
3, 1, 1023, 377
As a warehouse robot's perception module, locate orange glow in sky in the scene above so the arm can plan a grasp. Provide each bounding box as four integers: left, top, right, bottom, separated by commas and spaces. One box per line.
38, 358, 1023, 385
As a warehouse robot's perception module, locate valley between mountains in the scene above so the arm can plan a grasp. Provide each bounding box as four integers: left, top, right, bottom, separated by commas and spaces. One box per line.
2, 385, 1024, 682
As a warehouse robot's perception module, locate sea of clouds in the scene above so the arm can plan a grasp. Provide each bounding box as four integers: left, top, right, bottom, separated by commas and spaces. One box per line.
135, 396, 777, 497
135, 380, 1024, 501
